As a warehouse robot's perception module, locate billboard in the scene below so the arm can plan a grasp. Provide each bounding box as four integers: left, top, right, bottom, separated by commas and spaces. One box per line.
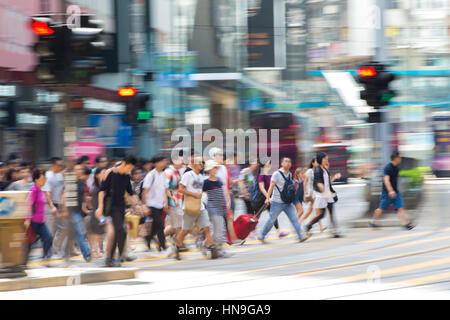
247, 0, 275, 68
284, 0, 307, 80
87, 114, 133, 148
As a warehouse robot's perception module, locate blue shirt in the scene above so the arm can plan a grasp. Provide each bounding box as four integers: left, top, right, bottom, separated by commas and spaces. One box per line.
382, 162, 399, 193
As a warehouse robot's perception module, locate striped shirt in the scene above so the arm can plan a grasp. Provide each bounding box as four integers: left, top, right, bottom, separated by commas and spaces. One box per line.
202, 179, 227, 217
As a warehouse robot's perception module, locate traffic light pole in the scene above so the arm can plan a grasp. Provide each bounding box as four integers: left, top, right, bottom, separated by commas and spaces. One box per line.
374, 0, 391, 166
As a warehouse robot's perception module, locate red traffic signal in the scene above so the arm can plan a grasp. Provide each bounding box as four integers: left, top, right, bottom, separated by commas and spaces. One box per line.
118, 87, 137, 97
31, 21, 55, 36
358, 67, 377, 77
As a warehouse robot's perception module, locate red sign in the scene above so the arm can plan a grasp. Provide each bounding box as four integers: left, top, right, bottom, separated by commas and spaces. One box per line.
68, 142, 106, 166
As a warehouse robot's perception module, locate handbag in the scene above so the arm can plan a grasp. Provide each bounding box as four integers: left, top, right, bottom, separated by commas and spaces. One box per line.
305, 195, 313, 202
184, 194, 201, 216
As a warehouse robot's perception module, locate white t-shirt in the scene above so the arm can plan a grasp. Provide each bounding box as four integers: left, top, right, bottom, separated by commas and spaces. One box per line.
42, 171, 65, 204
270, 169, 292, 203
314, 169, 335, 208
180, 170, 205, 211
143, 169, 169, 209
304, 168, 314, 195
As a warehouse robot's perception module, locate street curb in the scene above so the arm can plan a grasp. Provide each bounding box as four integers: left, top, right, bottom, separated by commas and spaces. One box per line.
0, 268, 137, 292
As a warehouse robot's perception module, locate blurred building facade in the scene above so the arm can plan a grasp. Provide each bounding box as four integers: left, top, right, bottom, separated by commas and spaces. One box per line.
0, 0, 448, 165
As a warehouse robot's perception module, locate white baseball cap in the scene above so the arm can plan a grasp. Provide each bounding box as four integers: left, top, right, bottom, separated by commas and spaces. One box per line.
204, 160, 220, 173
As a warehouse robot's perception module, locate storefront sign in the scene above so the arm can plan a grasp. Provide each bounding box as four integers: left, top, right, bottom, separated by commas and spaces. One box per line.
0, 85, 16, 97
68, 142, 106, 165
88, 114, 133, 148
154, 51, 198, 88
84, 99, 126, 113
17, 113, 48, 125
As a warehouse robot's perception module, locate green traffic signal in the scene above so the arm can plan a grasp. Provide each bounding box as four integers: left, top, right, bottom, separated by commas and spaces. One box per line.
137, 110, 152, 120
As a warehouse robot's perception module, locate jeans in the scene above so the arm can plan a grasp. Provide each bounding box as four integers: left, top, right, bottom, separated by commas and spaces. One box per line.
24, 222, 53, 265
67, 213, 91, 260
46, 203, 69, 255
261, 201, 302, 240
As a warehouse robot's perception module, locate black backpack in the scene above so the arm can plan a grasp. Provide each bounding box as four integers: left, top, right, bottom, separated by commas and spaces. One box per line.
275, 170, 296, 204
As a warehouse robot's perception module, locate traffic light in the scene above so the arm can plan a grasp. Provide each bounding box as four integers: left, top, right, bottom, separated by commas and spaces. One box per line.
357, 62, 396, 108
31, 15, 105, 85
70, 16, 106, 84
135, 93, 151, 122
119, 88, 151, 125
31, 16, 73, 84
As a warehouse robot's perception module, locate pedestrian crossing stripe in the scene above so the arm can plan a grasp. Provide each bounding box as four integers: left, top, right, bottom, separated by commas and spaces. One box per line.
289, 245, 450, 278
361, 227, 450, 244
400, 271, 450, 287
361, 231, 434, 244
338, 256, 450, 284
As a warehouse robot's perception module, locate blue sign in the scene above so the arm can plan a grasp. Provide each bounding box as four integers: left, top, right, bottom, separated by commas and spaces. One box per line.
88, 114, 133, 148
0, 197, 16, 216
154, 52, 198, 88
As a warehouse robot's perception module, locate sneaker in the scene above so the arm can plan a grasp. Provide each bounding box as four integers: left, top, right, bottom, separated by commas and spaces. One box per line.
298, 236, 308, 243
104, 258, 114, 267
200, 241, 208, 257
258, 236, 266, 244
43, 257, 53, 267
304, 225, 313, 238
120, 256, 137, 263
164, 247, 175, 258
209, 246, 219, 259
278, 232, 289, 238
369, 221, 381, 229
404, 223, 415, 230
179, 246, 189, 253
85, 255, 92, 263
113, 260, 122, 267
174, 245, 181, 261
332, 233, 342, 238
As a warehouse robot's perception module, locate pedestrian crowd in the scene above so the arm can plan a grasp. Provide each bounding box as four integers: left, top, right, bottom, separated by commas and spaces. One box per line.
0, 148, 413, 268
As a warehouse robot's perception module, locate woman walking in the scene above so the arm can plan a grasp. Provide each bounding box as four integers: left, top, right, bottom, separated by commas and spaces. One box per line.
300, 158, 326, 232
88, 167, 107, 259
23, 169, 53, 266
304, 152, 341, 238
257, 160, 288, 238
293, 168, 306, 221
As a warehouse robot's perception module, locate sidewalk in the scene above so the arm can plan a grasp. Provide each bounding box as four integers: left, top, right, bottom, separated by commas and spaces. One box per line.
0, 267, 137, 292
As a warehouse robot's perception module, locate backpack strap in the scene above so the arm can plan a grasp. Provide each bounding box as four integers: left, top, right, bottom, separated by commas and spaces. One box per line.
278, 169, 291, 182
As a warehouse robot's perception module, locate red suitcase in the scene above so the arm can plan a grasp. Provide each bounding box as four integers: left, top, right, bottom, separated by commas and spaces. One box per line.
227, 214, 259, 242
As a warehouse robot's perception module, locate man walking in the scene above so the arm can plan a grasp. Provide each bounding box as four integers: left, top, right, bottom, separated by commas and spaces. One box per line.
142, 155, 170, 253
96, 155, 145, 267
259, 157, 305, 243
65, 165, 92, 262
174, 156, 218, 260
164, 153, 185, 247
370, 151, 415, 230
43, 157, 68, 258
